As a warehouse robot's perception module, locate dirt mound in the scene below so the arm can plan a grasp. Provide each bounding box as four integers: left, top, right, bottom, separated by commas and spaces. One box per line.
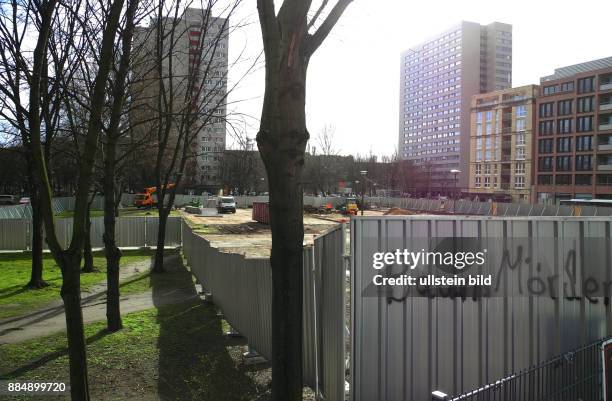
384, 207, 417, 216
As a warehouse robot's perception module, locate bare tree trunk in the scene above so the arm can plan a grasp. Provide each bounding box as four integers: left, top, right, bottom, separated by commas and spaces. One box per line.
256, 2, 352, 399
102, 0, 138, 331
152, 206, 168, 273
258, 74, 308, 401
82, 206, 95, 272
27, 188, 47, 288
59, 251, 90, 399
103, 137, 122, 331
103, 187, 122, 331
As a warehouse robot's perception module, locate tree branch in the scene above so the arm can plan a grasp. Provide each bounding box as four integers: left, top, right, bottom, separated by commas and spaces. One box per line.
306, 0, 351, 56
307, 0, 328, 30
256, 0, 278, 54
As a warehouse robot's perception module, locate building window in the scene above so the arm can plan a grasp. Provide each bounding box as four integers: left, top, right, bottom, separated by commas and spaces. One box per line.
516, 105, 527, 117
597, 175, 612, 186
543, 85, 557, 95
556, 137, 572, 153
577, 76, 594, 94
475, 176, 481, 188
475, 164, 482, 175
539, 120, 555, 135
560, 81, 574, 92
539, 138, 553, 154
557, 99, 572, 116
486, 123, 492, 135
575, 174, 592, 186
515, 162, 525, 175
538, 157, 553, 172
556, 156, 572, 171
484, 176, 491, 188
484, 164, 491, 175
476, 124, 482, 136
557, 118, 572, 134
555, 174, 572, 185
577, 116, 593, 132
575, 155, 592, 171
486, 111, 492, 122
516, 133, 525, 145
539, 102, 554, 118
538, 175, 553, 185
514, 175, 525, 189
577, 96, 594, 113
516, 147, 525, 160
516, 119, 526, 131
576, 135, 592, 151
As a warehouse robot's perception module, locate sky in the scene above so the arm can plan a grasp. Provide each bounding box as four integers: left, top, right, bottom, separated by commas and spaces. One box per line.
226, 0, 612, 158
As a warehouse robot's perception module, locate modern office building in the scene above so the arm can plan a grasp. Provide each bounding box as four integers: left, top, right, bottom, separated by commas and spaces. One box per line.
534, 57, 612, 204
399, 21, 512, 193
132, 8, 228, 191
468, 85, 538, 203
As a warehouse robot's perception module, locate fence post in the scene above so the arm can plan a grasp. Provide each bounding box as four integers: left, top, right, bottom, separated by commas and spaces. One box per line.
144, 216, 148, 248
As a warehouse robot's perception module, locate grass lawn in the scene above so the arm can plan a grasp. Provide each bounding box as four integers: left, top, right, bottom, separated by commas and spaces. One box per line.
0, 300, 272, 401
54, 208, 181, 218
0, 250, 153, 320
119, 257, 186, 296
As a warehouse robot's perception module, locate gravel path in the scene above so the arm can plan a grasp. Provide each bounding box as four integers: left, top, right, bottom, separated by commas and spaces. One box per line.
0, 253, 198, 344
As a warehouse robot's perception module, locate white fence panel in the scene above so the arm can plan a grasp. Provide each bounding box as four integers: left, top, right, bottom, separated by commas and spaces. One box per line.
0, 219, 28, 250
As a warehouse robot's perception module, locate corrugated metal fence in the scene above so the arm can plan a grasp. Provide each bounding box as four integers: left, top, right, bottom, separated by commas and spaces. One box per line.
5, 195, 610, 218
0, 216, 181, 251
351, 215, 612, 401
182, 221, 346, 401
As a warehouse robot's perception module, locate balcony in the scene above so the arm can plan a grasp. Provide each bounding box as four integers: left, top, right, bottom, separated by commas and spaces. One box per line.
600, 120, 612, 131
599, 143, 612, 152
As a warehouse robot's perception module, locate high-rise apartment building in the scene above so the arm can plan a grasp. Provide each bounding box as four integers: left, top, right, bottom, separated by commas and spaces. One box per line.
468, 85, 538, 203
399, 21, 512, 193
132, 8, 228, 191
534, 57, 612, 204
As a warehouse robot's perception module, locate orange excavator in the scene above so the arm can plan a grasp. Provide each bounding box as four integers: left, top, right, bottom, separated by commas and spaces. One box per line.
133, 184, 175, 209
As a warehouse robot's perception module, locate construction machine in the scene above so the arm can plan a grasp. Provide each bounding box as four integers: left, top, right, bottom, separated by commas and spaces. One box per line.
339, 197, 359, 215
133, 184, 175, 209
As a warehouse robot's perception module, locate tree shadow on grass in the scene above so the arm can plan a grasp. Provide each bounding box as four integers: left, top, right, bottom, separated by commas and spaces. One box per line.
0, 329, 110, 379
152, 255, 271, 401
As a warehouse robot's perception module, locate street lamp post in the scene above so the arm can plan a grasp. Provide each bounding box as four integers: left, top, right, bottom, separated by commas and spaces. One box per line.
360, 170, 367, 216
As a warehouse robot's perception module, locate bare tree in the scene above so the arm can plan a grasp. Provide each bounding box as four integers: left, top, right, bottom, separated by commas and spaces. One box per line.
130, 0, 250, 272
316, 123, 338, 156
101, 0, 142, 331
24, 0, 129, 397
0, 0, 74, 288
255, 1, 352, 399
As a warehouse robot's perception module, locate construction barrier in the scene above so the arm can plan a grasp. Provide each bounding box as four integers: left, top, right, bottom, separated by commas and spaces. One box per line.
0, 216, 182, 251
351, 215, 612, 401
251, 202, 269, 224
182, 221, 346, 401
